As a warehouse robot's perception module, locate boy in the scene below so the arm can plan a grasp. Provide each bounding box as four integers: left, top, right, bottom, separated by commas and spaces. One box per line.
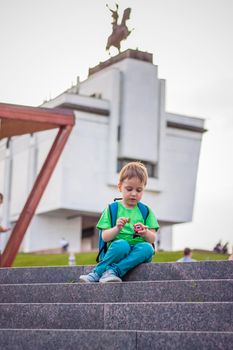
79, 161, 159, 283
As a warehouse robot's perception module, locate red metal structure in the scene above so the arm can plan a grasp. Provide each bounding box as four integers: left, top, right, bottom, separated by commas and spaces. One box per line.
0, 103, 75, 267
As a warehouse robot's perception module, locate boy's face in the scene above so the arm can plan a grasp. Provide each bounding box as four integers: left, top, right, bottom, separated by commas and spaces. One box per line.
118, 177, 145, 208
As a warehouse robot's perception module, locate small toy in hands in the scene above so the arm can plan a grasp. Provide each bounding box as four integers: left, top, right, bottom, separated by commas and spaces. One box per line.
127, 218, 131, 223
134, 223, 143, 233
133, 223, 144, 238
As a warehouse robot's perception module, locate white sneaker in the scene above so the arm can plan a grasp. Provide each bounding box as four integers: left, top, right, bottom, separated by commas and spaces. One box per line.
99, 270, 122, 283
79, 272, 100, 283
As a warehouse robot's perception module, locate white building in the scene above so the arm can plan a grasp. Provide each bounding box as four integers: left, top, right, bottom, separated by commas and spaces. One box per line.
0, 50, 205, 252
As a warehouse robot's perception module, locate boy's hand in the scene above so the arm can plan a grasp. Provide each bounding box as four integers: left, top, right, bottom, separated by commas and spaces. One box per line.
116, 217, 130, 230
133, 223, 148, 237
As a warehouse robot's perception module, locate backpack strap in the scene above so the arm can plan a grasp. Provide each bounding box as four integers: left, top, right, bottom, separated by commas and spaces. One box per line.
96, 202, 119, 263
137, 202, 149, 224
109, 201, 118, 227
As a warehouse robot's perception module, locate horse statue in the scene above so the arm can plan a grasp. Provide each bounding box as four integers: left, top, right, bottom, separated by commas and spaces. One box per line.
106, 4, 133, 53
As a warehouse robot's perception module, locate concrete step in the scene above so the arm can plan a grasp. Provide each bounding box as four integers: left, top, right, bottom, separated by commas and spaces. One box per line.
0, 280, 232, 303
0, 302, 232, 331
0, 261, 232, 284
0, 265, 82, 284
0, 329, 232, 350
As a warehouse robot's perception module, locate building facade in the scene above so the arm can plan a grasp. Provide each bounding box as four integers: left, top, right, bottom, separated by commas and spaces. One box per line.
0, 50, 205, 253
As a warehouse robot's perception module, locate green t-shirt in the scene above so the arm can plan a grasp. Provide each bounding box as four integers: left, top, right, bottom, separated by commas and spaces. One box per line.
96, 201, 159, 246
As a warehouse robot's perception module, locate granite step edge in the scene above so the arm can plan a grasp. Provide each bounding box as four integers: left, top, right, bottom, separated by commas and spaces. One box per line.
0, 280, 233, 303
0, 329, 232, 350
0, 302, 232, 331
0, 261, 232, 284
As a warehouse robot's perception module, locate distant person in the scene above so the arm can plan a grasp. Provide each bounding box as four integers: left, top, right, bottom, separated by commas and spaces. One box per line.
60, 237, 69, 253
222, 242, 229, 254
0, 193, 10, 234
0, 193, 10, 260
177, 247, 196, 262
79, 161, 159, 283
213, 240, 222, 253
156, 231, 161, 252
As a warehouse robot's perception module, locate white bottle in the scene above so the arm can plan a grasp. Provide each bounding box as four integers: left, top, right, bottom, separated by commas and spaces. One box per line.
68, 252, 76, 266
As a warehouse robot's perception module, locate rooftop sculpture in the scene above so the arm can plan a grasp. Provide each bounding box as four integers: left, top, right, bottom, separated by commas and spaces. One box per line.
106, 3, 133, 53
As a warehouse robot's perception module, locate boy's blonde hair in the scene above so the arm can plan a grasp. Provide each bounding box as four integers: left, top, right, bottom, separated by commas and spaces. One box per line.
119, 161, 148, 186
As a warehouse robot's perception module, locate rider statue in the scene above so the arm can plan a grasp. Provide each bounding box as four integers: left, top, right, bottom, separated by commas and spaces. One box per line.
106, 3, 133, 53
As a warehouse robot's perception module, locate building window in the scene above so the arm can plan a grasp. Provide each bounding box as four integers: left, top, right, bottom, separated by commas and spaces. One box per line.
90, 93, 102, 99
117, 158, 157, 178
82, 227, 95, 238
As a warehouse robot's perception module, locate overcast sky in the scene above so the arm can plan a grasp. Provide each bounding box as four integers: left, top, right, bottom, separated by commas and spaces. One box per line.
0, 0, 232, 252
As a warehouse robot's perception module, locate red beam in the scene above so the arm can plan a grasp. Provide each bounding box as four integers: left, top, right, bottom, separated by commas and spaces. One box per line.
0, 103, 74, 126
0, 124, 73, 267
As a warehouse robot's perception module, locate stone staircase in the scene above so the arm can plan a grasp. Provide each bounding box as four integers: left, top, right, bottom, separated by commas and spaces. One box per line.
0, 260, 232, 349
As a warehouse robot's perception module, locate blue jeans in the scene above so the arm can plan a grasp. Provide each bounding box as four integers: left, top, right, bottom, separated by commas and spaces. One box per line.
93, 239, 154, 278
